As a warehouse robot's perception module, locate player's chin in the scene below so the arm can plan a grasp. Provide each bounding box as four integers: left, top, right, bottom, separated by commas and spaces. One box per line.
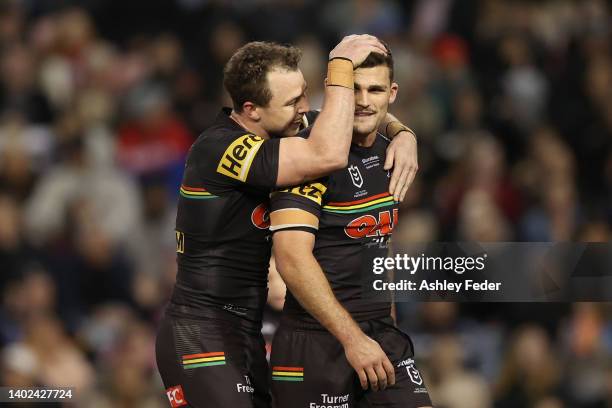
353, 123, 377, 135
277, 124, 300, 138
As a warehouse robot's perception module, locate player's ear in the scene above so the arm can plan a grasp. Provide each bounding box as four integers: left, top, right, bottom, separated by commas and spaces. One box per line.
242, 102, 261, 121
388, 82, 398, 104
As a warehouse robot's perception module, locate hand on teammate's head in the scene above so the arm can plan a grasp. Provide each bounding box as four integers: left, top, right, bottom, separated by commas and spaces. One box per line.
329, 34, 389, 68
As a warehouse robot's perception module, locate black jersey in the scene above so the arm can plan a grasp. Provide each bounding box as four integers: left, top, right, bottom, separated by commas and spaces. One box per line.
269, 129, 399, 324
170, 108, 281, 324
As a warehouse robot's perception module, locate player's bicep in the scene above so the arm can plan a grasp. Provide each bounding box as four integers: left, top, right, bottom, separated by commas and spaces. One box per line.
272, 229, 316, 273
276, 137, 318, 186
277, 135, 347, 187
273, 229, 315, 255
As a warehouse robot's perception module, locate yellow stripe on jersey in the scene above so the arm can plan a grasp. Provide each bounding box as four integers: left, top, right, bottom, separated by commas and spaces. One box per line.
323, 195, 394, 211
270, 208, 319, 231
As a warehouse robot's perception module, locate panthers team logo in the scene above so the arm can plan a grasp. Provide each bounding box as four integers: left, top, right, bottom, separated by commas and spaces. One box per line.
348, 165, 363, 188
251, 203, 270, 229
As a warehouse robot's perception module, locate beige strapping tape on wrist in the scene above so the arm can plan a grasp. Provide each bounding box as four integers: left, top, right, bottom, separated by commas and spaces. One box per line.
327, 58, 354, 89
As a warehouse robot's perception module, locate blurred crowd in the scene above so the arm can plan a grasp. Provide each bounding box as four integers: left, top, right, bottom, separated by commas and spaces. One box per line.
0, 0, 611, 407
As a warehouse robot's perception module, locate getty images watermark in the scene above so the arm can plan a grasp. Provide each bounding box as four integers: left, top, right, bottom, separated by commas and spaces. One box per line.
362, 242, 612, 302
371, 253, 502, 293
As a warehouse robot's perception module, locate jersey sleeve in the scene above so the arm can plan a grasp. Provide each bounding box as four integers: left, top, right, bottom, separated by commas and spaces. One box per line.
269, 179, 328, 235
201, 132, 280, 192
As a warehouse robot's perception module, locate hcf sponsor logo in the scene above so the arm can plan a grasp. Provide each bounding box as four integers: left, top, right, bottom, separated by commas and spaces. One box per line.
166, 385, 187, 407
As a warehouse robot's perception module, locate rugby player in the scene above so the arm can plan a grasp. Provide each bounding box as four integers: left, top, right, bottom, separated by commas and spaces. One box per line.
269, 48, 433, 407
156, 35, 418, 408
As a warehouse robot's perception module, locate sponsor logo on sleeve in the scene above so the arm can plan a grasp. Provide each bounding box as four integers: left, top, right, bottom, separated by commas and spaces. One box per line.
166, 385, 187, 407
279, 183, 327, 205
217, 134, 264, 182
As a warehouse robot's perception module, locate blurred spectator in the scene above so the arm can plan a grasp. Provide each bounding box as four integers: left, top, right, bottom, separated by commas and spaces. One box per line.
128, 178, 177, 314
117, 82, 192, 190
0, 194, 30, 289
534, 396, 566, 408
81, 318, 164, 408
0, 113, 54, 202
560, 303, 611, 407
323, 0, 404, 37
498, 33, 548, 131
435, 85, 486, 163
0, 44, 54, 123
437, 135, 522, 239
24, 118, 141, 247
428, 335, 492, 408
494, 325, 562, 407
21, 313, 94, 390
0, 195, 56, 343
1, 341, 38, 388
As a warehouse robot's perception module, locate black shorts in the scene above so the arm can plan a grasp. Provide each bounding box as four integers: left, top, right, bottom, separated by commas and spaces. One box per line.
270, 316, 432, 408
155, 311, 271, 408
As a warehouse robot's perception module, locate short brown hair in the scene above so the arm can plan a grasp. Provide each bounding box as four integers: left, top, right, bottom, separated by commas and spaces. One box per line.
223, 42, 302, 112
358, 43, 394, 82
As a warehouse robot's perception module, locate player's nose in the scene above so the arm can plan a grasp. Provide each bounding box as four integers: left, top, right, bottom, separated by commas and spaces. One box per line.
297, 97, 309, 114
355, 89, 370, 108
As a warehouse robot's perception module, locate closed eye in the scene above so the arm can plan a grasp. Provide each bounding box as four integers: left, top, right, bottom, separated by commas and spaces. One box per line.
285, 86, 307, 106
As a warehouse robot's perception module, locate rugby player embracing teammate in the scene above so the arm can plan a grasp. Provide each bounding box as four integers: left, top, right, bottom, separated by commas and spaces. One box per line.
269, 47, 433, 407
156, 35, 418, 408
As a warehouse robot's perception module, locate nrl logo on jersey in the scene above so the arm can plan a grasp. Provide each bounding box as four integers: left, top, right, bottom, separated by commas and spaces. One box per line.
406, 363, 423, 385
348, 165, 363, 188
397, 358, 423, 385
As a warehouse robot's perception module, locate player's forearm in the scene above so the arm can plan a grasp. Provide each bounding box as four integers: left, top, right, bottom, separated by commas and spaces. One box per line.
275, 249, 364, 346
378, 113, 416, 140
306, 85, 354, 169
303, 57, 356, 174
379, 112, 399, 136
